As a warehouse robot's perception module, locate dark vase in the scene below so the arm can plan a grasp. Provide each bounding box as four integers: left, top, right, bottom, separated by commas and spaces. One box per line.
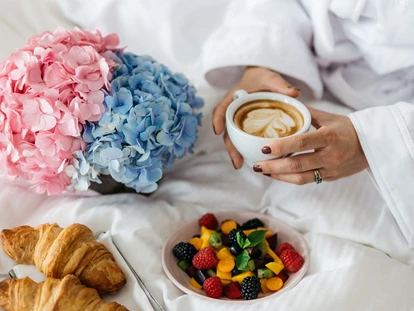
88, 175, 138, 195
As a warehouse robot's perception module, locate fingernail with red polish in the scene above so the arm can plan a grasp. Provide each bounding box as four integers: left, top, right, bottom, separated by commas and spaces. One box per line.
264, 174, 271, 177
232, 160, 237, 170
213, 124, 217, 135
262, 146, 271, 154
253, 165, 262, 172
288, 86, 301, 91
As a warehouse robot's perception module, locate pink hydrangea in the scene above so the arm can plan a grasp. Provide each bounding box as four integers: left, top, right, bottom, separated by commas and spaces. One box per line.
0, 28, 120, 195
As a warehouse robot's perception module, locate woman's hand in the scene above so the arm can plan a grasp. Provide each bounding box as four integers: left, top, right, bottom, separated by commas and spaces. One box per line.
254, 107, 369, 184
213, 66, 300, 169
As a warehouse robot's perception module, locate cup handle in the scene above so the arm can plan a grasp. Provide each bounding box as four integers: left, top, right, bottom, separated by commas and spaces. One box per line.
233, 90, 248, 100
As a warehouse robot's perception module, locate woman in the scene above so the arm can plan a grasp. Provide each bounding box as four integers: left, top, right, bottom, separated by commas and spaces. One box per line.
201, 0, 414, 247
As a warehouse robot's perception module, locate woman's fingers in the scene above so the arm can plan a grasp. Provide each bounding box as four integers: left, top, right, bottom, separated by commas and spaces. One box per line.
223, 130, 243, 169
266, 73, 301, 98
254, 152, 324, 174
267, 167, 329, 185
262, 128, 329, 157
213, 90, 235, 135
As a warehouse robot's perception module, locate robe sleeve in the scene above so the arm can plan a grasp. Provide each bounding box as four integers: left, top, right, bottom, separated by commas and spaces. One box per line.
349, 103, 414, 248
201, 0, 322, 98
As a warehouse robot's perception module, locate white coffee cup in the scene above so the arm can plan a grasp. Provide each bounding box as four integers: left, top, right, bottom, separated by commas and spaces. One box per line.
226, 90, 311, 167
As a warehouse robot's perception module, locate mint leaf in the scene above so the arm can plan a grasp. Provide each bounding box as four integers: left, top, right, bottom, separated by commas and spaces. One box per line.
236, 250, 250, 270
244, 260, 256, 272
247, 230, 268, 246
256, 239, 267, 255
243, 238, 251, 249
236, 231, 245, 248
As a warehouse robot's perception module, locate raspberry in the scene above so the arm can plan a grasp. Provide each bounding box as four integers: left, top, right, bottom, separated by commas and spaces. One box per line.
241, 218, 264, 230
228, 229, 246, 246
276, 242, 294, 256
203, 276, 223, 298
279, 249, 304, 273
224, 282, 242, 299
192, 246, 218, 270
240, 276, 261, 300
172, 242, 197, 261
198, 213, 219, 230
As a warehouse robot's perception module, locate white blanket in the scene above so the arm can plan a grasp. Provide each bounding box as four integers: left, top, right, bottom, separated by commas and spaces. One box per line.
0, 1, 414, 310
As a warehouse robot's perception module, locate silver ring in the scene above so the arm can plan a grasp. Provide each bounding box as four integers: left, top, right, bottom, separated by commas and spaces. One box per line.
314, 169, 322, 184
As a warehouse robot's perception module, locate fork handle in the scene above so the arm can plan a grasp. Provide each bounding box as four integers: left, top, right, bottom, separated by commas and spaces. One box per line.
111, 240, 165, 311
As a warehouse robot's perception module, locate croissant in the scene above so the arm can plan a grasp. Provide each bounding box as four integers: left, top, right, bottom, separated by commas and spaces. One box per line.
0, 223, 126, 294
0, 275, 129, 311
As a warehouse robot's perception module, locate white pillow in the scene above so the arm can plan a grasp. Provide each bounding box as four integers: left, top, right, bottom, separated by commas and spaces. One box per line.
0, 0, 75, 59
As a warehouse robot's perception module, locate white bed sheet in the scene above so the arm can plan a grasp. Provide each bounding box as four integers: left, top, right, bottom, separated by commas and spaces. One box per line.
0, 1, 414, 310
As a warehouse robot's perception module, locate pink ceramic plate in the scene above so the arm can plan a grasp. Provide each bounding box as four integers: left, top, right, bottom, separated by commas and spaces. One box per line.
161, 211, 309, 303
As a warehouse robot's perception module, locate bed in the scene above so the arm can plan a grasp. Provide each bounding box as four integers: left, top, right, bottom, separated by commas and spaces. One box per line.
0, 0, 413, 310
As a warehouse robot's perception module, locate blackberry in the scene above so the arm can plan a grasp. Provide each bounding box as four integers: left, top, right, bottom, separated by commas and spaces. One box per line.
241, 276, 261, 300
241, 218, 265, 230
229, 228, 246, 246
172, 242, 197, 261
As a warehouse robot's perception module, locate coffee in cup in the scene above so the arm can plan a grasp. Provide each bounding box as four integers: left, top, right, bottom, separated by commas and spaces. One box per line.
226, 90, 311, 167
233, 100, 304, 138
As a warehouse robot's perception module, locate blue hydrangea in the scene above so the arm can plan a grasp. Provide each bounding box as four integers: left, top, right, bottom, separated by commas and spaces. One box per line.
78, 51, 203, 193
65, 150, 101, 191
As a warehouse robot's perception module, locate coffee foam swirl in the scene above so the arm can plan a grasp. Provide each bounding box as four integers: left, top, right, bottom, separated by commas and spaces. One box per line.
233, 100, 304, 138
242, 108, 297, 138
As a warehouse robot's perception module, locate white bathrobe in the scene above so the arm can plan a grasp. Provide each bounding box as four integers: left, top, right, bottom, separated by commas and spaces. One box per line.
56, 0, 414, 248
199, 0, 414, 248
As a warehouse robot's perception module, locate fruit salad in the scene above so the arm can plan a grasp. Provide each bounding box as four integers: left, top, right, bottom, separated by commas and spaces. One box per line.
171, 213, 305, 300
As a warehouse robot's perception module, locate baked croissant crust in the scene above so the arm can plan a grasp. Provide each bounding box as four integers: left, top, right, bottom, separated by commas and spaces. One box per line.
0, 224, 126, 294
0, 275, 129, 311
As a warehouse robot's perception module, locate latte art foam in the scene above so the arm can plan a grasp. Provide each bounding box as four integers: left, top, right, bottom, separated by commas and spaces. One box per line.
243, 108, 297, 138
234, 100, 304, 138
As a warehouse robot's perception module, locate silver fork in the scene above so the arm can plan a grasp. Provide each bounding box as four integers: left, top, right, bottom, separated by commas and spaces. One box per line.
8, 270, 16, 279
110, 237, 166, 311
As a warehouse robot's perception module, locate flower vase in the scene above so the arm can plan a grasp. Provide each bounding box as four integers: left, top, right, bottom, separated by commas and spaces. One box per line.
89, 175, 137, 195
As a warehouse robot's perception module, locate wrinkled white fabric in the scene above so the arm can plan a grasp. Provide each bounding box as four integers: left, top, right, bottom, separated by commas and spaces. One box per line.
1, 123, 414, 311
0, 0, 414, 310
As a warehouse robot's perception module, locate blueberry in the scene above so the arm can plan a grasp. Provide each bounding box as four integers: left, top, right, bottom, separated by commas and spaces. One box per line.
230, 243, 243, 256
232, 266, 241, 276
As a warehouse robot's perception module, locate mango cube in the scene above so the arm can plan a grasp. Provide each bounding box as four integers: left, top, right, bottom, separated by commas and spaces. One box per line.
265, 241, 283, 265
216, 247, 235, 260
217, 267, 232, 280
265, 262, 284, 275
190, 277, 202, 290
231, 271, 254, 284
221, 279, 232, 286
